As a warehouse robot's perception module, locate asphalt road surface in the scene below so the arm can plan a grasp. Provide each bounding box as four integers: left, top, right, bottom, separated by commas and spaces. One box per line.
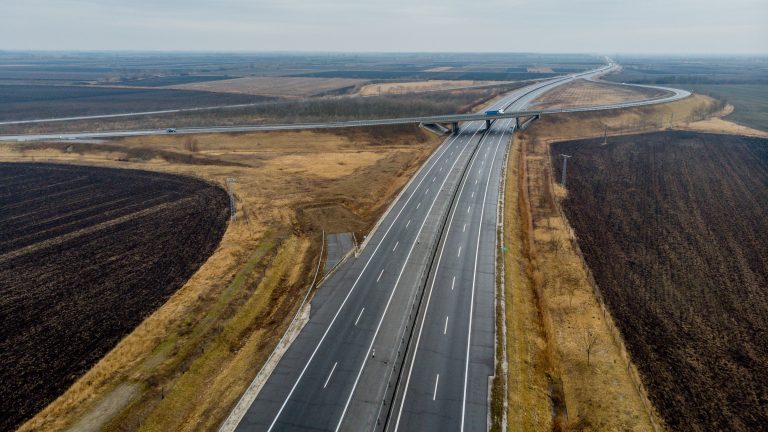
0, 61, 683, 431
0, 63, 690, 143
222, 64, 666, 432
0, 61, 688, 432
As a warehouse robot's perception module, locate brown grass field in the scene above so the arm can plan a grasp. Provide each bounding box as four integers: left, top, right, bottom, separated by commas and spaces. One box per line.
1, 125, 442, 431
357, 79, 503, 95
2, 77, 749, 431
496, 81, 733, 431
531, 79, 671, 110
167, 76, 366, 98
552, 131, 768, 431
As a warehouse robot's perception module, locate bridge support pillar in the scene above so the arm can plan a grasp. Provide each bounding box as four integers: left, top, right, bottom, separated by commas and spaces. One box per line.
515, 117, 521, 129
452, 122, 459, 135
485, 119, 492, 130
518, 114, 541, 131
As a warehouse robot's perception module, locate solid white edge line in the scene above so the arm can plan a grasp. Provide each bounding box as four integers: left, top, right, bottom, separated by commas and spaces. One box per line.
391, 120, 496, 432
334, 125, 486, 432
264, 128, 465, 431
218, 230, 326, 432
460, 119, 508, 432
268, 75, 572, 430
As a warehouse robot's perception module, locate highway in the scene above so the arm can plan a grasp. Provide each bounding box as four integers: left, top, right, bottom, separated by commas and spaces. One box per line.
221, 64, 646, 432
0, 60, 685, 431
0, 64, 690, 143
382, 73, 576, 432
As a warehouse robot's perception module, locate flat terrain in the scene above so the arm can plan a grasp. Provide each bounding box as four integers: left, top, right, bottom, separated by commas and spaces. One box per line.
0, 82, 528, 135
168, 76, 366, 98
0, 85, 270, 121
3, 125, 443, 432
551, 131, 768, 431
497, 93, 726, 431
0, 163, 230, 431
530, 78, 670, 109
683, 84, 768, 131
0, 51, 601, 126
605, 56, 768, 85
356, 79, 501, 95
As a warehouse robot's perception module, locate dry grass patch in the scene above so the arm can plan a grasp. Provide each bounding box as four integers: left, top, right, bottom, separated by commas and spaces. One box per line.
266, 151, 386, 178
529, 93, 721, 144
357, 79, 503, 95
496, 137, 552, 432
5, 124, 442, 432
680, 104, 768, 138
527, 67, 553, 73
501, 92, 729, 431
531, 79, 670, 110
518, 131, 661, 431
168, 76, 366, 98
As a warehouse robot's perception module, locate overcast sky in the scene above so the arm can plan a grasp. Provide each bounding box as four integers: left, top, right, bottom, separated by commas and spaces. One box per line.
1, 0, 766, 54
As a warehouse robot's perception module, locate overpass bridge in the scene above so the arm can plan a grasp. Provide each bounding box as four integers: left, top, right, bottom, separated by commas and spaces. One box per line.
0, 60, 689, 143
0, 82, 688, 142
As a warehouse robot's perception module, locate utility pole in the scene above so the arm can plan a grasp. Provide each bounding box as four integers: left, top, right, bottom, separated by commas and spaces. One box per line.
226, 177, 237, 220
602, 126, 607, 145
560, 154, 572, 188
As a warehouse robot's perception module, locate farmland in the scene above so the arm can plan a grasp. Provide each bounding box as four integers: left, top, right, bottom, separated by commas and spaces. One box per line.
4, 125, 444, 431
682, 84, 768, 131
0, 51, 601, 127
551, 131, 768, 431
168, 76, 366, 98
0, 162, 230, 431
494, 92, 728, 431
0, 82, 529, 135
606, 56, 768, 85
530, 78, 670, 109
0, 84, 270, 121
356, 79, 502, 95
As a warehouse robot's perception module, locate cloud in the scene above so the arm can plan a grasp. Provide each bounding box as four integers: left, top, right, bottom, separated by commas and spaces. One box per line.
1, 0, 766, 53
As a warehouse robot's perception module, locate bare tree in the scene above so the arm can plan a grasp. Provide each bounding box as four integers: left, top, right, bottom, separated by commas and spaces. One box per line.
581, 326, 599, 367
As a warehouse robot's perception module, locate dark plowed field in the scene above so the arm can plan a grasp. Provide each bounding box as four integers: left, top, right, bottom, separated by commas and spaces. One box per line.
0, 163, 229, 430
551, 131, 768, 431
